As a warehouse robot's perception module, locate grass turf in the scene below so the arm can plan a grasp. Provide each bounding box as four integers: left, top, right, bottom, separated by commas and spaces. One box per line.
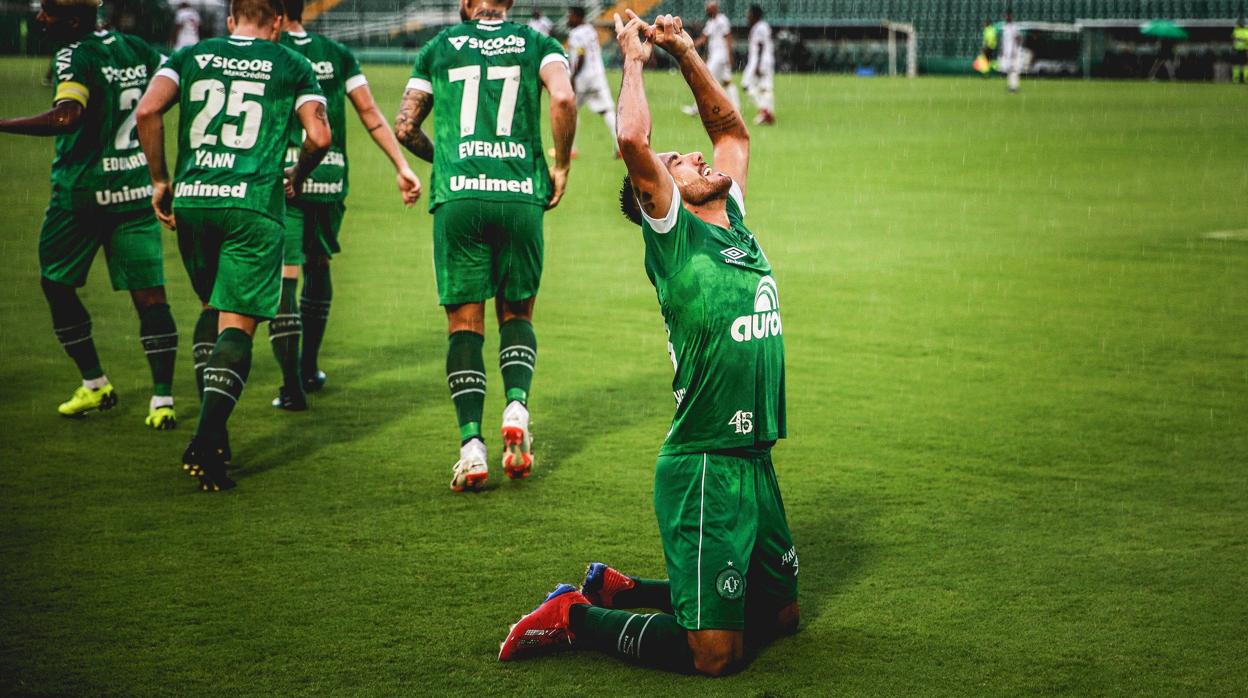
1, 58, 1246, 695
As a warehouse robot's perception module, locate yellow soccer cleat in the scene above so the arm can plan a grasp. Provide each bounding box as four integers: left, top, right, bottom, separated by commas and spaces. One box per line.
145, 405, 177, 430
57, 384, 117, 417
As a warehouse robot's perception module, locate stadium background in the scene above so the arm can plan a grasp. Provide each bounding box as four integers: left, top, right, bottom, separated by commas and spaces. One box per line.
1, 0, 1246, 695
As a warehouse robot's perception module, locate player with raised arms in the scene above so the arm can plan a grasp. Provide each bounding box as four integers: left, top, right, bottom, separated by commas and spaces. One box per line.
0, 0, 180, 429
498, 11, 798, 676
267, 0, 422, 411
136, 0, 331, 491
394, 0, 576, 492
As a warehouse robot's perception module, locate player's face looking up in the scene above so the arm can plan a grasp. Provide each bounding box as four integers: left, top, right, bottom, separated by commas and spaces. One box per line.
660, 150, 732, 205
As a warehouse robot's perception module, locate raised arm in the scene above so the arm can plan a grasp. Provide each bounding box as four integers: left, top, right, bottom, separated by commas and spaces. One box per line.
394, 87, 433, 164
285, 99, 332, 198
540, 58, 576, 209
347, 81, 421, 205
613, 10, 673, 221
653, 14, 749, 194
135, 73, 180, 228
0, 100, 83, 137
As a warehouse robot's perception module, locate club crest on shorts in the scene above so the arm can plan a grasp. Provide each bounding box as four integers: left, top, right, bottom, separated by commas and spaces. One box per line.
715, 567, 745, 600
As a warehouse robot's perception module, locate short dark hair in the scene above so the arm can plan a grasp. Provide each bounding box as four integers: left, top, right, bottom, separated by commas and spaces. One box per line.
231, 0, 284, 25
568, 6, 585, 19
619, 175, 643, 226
284, 0, 304, 21
749, 4, 763, 18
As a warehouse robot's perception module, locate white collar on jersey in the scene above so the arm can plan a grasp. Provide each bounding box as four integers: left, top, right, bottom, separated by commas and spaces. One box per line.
287, 30, 308, 37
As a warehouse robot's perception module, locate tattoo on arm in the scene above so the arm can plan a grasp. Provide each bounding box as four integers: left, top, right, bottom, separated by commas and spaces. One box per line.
701, 109, 741, 136
633, 186, 657, 215
395, 89, 434, 163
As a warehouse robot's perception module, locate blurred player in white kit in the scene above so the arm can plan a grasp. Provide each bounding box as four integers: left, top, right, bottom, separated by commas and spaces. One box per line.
1000, 11, 1022, 93
171, 1, 200, 50
567, 6, 618, 157
682, 0, 737, 115
743, 3, 774, 124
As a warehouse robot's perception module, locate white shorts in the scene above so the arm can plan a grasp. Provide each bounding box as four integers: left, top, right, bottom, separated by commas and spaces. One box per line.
574, 79, 614, 114
707, 54, 732, 83
743, 69, 773, 91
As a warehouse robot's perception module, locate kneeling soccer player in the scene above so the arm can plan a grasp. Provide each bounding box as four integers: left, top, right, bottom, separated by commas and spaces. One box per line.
498, 12, 798, 676
0, 0, 179, 428
137, 0, 330, 491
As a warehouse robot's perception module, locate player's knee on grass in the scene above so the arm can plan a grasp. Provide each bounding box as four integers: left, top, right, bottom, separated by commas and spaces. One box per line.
776, 600, 799, 635
446, 302, 486, 335
128, 286, 167, 312
687, 629, 744, 677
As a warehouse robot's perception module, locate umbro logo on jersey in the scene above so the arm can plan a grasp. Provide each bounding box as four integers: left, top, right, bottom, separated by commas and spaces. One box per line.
449, 36, 469, 50
730, 275, 782, 342
721, 246, 747, 262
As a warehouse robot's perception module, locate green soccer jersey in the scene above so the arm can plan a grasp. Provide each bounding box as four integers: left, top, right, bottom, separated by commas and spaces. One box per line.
49, 29, 165, 212
158, 35, 325, 221
641, 181, 787, 455
407, 19, 568, 210
280, 31, 364, 203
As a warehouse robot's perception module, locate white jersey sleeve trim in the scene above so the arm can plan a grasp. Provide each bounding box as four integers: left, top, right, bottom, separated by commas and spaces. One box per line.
294, 94, 328, 110
406, 77, 432, 93
540, 53, 570, 70
642, 176, 682, 234
154, 66, 180, 85
728, 180, 746, 218
345, 74, 369, 93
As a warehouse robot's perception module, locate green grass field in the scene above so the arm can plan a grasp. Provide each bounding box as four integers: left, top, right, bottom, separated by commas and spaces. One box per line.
2, 57, 1247, 695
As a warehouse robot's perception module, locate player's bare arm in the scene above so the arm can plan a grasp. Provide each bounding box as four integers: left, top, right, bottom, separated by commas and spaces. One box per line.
653, 14, 750, 193
394, 88, 434, 164
135, 74, 180, 228
285, 100, 332, 198
0, 100, 83, 136
613, 10, 674, 219
540, 59, 576, 209
348, 83, 421, 205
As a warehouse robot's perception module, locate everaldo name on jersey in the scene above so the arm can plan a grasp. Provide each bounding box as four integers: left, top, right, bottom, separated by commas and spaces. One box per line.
731, 275, 783, 342
193, 53, 274, 79
458, 140, 527, 159
448, 33, 527, 56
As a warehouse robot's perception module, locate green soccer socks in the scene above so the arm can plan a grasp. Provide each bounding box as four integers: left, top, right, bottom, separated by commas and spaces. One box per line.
269, 278, 303, 397
139, 302, 177, 397
447, 330, 486, 443
609, 577, 674, 613
299, 260, 332, 381
498, 318, 536, 405
196, 327, 252, 445
569, 605, 695, 673
42, 277, 103, 381
192, 308, 219, 398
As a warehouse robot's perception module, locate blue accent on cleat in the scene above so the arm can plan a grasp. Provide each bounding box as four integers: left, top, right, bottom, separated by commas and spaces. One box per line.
545, 583, 578, 604
582, 563, 607, 595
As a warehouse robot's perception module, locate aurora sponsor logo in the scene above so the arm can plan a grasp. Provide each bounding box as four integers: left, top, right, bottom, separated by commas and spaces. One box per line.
448, 175, 533, 194
730, 275, 782, 342
95, 184, 153, 206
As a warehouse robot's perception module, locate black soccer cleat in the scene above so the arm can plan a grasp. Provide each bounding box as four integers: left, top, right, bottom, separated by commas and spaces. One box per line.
303, 369, 327, 393
271, 386, 309, 411
182, 436, 236, 492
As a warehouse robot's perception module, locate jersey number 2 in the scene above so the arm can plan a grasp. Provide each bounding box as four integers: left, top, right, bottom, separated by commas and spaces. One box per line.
114, 87, 143, 150
448, 65, 520, 138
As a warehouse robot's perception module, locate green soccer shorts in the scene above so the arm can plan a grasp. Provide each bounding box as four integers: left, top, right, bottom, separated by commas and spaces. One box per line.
654, 449, 799, 631
285, 200, 346, 264
432, 199, 544, 306
175, 207, 284, 320
39, 205, 165, 291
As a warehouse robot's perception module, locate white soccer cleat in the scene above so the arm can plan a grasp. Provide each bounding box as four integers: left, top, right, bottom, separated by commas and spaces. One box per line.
451, 438, 489, 492
501, 401, 533, 480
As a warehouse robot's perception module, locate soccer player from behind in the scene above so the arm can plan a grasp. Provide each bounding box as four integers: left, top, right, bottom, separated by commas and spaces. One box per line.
681, 1, 737, 116
1000, 11, 1022, 93
0, 0, 180, 429
136, 0, 330, 491
742, 4, 774, 125
268, 0, 422, 411
394, 0, 576, 492
566, 6, 618, 158
499, 12, 798, 676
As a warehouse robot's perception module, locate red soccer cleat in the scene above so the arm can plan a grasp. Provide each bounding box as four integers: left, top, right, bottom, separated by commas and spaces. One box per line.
580, 562, 636, 608
498, 584, 587, 661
